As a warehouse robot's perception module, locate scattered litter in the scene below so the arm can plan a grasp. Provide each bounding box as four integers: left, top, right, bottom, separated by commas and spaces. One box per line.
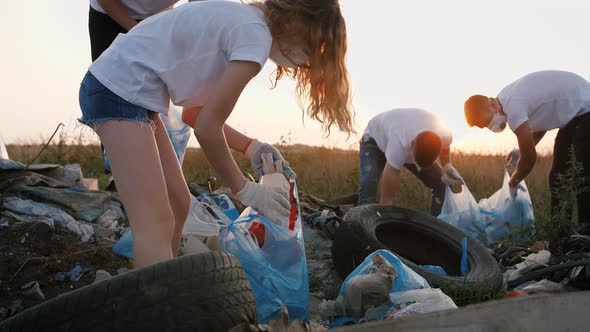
228, 306, 328, 332
384, 288, 457, 320
6, 299, 22, 318
54, 264, 93, 282
93, 270, 112, 284
503, 289, 528, 298
180, 234, 212, 256
20, 281, 45, 300
521, 279, 565, 294
112, 230, 133, 258
2, 197, 94, 241
507, 250, 551, 282
96, 205, 124, 229
91, 223, 115, 239
81, 178, 99, 191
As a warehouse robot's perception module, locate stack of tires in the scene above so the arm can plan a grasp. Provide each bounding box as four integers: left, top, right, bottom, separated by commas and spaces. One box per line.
332, 205, 504, 305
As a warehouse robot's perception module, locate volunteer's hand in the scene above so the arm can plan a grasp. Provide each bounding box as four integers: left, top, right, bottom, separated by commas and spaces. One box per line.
508, 181, 526, 200
261, 152, 285, 175
505, 149, 520, 173
441, 163, 464, 186
235, 180, 290, 222
245, 139, 292, 177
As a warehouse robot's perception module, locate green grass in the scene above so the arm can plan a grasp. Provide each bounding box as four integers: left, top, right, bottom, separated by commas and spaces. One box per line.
6, 143, 554, 240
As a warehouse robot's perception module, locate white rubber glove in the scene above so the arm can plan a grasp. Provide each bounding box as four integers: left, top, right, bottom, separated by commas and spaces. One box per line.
245, 139, 293, 177
235, 180, 290, 223
441, 164, 464, 185
505, 149, 520, 173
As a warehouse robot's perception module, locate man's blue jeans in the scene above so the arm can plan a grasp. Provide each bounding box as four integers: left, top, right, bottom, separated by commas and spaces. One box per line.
358, 136, 446, 216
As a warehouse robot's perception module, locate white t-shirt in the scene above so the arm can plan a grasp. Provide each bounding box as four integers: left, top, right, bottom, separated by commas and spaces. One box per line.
89, 1, 272, 114
363, 108, 453, 170
89, 0, 179, 20
498, 70, 590, 132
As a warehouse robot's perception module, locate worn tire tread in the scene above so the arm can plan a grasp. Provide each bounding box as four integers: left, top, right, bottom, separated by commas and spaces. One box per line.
0, 252, 256, 332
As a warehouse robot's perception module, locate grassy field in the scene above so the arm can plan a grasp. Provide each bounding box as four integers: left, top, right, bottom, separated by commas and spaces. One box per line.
6, 143, 554, 239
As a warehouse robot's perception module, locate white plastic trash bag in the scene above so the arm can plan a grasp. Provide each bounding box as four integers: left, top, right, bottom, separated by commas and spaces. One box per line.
438, 184, 487, 243
385, 288, 457, 320
2, 197, 94, 241
182, 194, 230, 237
439, 170, 535, 246
479, 170, 535, 243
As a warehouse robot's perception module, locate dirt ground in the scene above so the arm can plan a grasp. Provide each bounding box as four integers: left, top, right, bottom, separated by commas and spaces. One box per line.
0, 221, 131, 320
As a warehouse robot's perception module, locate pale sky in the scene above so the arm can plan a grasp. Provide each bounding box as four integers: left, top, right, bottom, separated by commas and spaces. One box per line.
2, 0, 589, 153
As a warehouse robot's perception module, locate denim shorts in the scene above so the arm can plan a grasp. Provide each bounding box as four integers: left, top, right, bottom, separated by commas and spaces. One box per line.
78, 71, 153, 126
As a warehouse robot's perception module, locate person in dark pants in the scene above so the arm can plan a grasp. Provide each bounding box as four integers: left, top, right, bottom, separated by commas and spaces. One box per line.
464, 70, 590, 228
358, 108, 464, 216
88, 0, 181, 190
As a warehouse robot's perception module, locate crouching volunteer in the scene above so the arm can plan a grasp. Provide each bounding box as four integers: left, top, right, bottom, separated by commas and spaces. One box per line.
358, 108, 464, 216
464, 70, 590, 227
78, 0, 352, 268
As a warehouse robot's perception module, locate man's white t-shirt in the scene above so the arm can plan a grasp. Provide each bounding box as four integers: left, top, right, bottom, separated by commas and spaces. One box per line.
89, 0, 180, 20
363, 108, 453, 170
498, 70, 590, 132
89, 1, 272, 115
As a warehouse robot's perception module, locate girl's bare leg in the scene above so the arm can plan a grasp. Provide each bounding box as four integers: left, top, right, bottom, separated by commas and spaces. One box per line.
151, 114, 190, 256
97, 120, 175, 268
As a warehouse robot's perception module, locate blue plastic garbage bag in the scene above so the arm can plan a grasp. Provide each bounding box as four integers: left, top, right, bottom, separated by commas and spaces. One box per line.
328, 250, 429, 328
338, 250, 430, 296
438, 184, 487, 243
220, 177, 308, 323
112, 230, 133, 258
197, 193, 240, 221
55, 264, 93, 282
162, 106, 191, 165
221, 214, 309, 323
479, 170, 535, 244
438, 170, 535, 246
422, 265, 448, 276
103, 105, 191, 170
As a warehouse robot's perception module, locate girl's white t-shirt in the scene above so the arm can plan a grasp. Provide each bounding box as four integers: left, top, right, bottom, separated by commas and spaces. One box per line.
498, 70, 590, 132
363, 108, 453, 170
89, 0, 180, 20
89, 1, 272, 114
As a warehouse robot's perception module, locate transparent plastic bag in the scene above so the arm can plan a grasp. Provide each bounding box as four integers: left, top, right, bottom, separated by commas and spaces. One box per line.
479, 170, 535, 244
162, 105, 191, 165
439, 170, 535, 246
385, 288, 457, 320
438, 184, 487, 242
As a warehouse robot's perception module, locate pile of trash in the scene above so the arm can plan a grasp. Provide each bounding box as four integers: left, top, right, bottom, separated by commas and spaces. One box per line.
0, 159, 133, 321
318, 250, 457, 328
493, 233, 590, 296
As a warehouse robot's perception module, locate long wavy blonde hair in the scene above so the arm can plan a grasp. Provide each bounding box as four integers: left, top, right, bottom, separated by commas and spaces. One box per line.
247, 0, 354, 135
